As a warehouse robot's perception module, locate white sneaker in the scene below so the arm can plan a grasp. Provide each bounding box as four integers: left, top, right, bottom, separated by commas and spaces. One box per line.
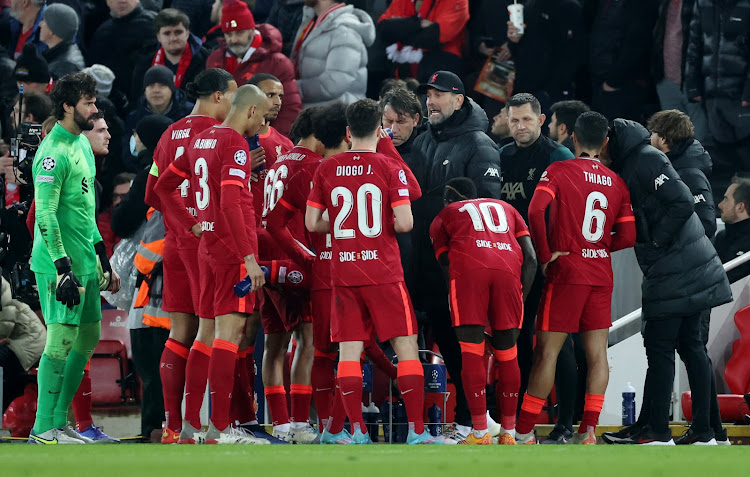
433, 423, 469, 445
289, 424, 320, 444
61, 423, 94, 443
486, 412, 502, 437
233, 426, 271, 444
28, 428, 85, 444
272, 429, 292, 443
206, 423, 269, 444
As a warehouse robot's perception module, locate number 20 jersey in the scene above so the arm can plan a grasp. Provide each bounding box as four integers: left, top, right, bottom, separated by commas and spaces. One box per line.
307, 150, 412, 288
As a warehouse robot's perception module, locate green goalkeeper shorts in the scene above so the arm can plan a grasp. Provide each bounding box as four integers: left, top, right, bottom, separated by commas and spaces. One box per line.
35, 272, 102, 325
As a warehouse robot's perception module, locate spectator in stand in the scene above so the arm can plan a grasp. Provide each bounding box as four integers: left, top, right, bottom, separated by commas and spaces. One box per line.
39, 3, 83, 79
133, 9, 209, 96
652, 0, 707, 143
378, 0, 469, 82
112, 115, 173, 240
490, 107, 513, 147
8, 0, 46, 60
716, 178, 750, 282
648, 109, 716, 238
81, 64, 129, 118
291, 0, 375, 108
548, 100, 590, 154
13, 43, 50, 94
685, 0, 750, 177
123, 65, 194, 171
206, 0, 301, 135
10, 90, 51, 125
171, 0, 215, 38
589, 0, 659, 122
505, 0, 584, 110
88, 0, 159, 103
267, 0, 304, 56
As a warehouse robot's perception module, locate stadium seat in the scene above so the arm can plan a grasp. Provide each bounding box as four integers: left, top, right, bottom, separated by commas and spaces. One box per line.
90, 309, 137, 406
99, 309, 132, 359
724, 305, 750, 394
681, 391, 750, 422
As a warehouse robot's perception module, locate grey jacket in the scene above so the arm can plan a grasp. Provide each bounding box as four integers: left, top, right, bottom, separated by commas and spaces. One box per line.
292, 4, 375, 108
0, 278, 45, 371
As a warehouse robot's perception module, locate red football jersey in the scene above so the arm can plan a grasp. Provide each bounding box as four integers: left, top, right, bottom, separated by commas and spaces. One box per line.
172, 125, 258, 264
430, 198, 529, 279
250, 127, 294, 225
529, 157, 634, 286
307, 150, 412, 287
150, 115, 219, 246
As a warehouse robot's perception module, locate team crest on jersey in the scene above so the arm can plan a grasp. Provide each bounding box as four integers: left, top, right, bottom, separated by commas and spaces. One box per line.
399, 169, 408, 185
234, 150, 248, 165
275, 145, 283, 156
42, 156, 56, 171
527, 168, 536, 181
288, 270, 303, 284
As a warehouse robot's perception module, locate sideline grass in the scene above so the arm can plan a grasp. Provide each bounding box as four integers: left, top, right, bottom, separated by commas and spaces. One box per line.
1, 445, 748, 477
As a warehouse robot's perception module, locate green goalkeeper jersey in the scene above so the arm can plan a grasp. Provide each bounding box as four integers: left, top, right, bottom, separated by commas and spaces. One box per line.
31, 122, 102, 276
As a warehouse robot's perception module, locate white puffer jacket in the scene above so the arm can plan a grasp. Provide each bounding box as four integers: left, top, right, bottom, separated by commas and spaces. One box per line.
292, 4, 375, 108
0, 278, 46, 371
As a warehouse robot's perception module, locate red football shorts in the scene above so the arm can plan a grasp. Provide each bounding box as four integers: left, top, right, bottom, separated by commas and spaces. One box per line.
331, 281, 417, 343
537, 282, 613, 333
162, 238, 199, 315
199, 258, 256, 319
310, 289, 333, 351
449, 269, 523, 331
260, 287, 311, 334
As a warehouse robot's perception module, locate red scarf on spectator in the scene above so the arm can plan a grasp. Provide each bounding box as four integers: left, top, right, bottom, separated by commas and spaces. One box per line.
224, 32, 263, 75
152, 43, 193, 88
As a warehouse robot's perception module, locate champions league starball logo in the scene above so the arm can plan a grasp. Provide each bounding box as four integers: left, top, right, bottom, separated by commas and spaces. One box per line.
42, 157, 56, 171
288, 270, 303, 284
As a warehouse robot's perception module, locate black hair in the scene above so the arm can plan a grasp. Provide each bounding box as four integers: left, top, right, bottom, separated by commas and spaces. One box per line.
444, 177, 477, 204
380, 87, 421, 120
731, 177, 750, 212
345, 99, 382, 139
314, 103, 348, 149
505, 92, 541, 116
379, 78, 407, 99
550, 100, 590, 134
573, 111, 610, 150
247, 73, 281, 87
185, 68, 235, 99
154, 8, 190, 31
22, 91, 52, 122
289, 106, 323, 144
50, 72, 97, 120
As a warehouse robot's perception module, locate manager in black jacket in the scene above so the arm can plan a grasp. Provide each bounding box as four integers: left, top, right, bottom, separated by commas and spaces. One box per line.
409, 71, 502, 441
602, 119, 732, 445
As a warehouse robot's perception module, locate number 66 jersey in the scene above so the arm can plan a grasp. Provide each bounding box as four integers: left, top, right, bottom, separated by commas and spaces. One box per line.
528, 157, 635, 286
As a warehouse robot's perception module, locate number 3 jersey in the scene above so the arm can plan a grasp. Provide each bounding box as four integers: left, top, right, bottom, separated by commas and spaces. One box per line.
528, 157, 635, 286
429, 199, 530, 280
307, 150, 415, 288
171, 125, 258, 263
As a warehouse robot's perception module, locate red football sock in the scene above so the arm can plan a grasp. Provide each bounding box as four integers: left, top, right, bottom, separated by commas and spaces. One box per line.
72, 364, 93, 431
460, 342, 488, 431
160, 338, 189, 431
326, 381, 347, 434
397, 359, 426, 434
516, 393, 546, 435
290, 384, 313, 424
246, 346, 257, 422
230, 350, 255, 425
578, 394, 605, 433
494, 346, 520, 431
364, 339, 397, 380
337, 360, 366, 432
264, 385, 290, 427
311, 349, 336, 430
208, 339, 239, 431
184, 340, 212, 430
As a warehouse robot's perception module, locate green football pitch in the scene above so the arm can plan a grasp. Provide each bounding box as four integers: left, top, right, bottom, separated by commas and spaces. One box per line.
1, 445, 748, 477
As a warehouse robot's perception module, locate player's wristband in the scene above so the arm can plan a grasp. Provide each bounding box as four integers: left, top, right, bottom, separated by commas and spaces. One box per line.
54, 257, 73, 274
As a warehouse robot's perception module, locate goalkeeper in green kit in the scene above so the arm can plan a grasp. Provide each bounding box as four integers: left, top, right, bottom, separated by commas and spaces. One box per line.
28, 72, 121, 445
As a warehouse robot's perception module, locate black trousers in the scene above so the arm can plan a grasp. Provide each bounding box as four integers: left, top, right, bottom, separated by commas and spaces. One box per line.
517, 271, 544, 413
641, 314, 712, 434
130, 327, 169, 439
0, 344, 27, 413
553, 334, 587, 431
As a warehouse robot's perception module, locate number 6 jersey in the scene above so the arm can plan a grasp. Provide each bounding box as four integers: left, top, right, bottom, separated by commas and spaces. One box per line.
528, 157, 636, 286
307, 150, 419, 287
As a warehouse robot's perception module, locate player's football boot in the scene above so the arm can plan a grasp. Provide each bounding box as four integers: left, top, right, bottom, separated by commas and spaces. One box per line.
458, 432, 492, 445
674, 427, 717, 446
515, 431, 537, 445
178, 420, 207, 444
320, 429, 353, 444
238, 423, 289, 444
231, 425, 272, 444
61, 423, 94, 443
161, 427, 180, 444
350, 426, 373, 445
28, 428, 85, 444
407, 429, 444, 445
272, 429, 292, 443
434, 423, 469, 445
486, 412, 503, 438
289, 424, 320, 444
205, 423, 269, 444
542, 425, 573, 444
497, 433, 517, 445
569, 428, 597, 445
78, 424, 119, 443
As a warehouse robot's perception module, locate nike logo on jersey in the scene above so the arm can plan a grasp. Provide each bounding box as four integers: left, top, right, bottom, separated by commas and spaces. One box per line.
82, 392, 93, 396
401, 389, 413, 395
342, 391, 355, 396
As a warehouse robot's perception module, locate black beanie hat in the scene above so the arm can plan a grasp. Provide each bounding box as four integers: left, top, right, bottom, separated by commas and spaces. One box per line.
136, 115, 173, 151
143, 65, 175, 91
14, 44, 51, 84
